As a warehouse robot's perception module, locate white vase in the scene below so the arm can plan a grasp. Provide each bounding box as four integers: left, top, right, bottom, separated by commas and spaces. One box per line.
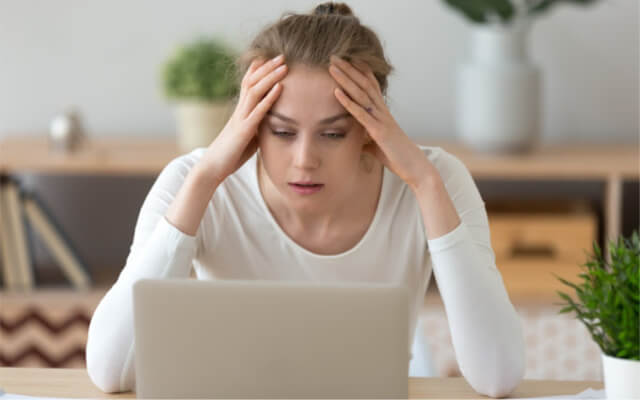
175, 100, 232, 153
602, 353, 640, 399
455, 22, 541, 154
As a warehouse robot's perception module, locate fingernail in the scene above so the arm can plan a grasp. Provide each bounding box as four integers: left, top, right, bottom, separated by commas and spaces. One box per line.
272, 54, 284, 63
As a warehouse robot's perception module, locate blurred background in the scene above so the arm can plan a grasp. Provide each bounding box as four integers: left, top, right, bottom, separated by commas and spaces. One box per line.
0, 0, 638, 384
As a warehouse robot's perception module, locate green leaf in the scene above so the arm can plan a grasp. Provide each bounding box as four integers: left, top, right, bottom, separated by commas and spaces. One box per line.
525, 0, 600, 17
442, 0, 515, 24
559, 306, 574, 314
162, 37, 239, 102
554, 229, 639, 361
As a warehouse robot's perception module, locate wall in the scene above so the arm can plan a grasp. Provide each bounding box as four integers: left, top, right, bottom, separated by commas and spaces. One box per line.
0, 0, 637, 282
1, 0, 637, 142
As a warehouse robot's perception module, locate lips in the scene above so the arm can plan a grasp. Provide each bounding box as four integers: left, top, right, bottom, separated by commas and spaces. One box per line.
290, 181, 323, 187
288, 181, 324, 195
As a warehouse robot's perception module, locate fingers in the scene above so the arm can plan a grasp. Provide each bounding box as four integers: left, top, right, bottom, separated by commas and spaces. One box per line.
329, 64, 373, 113
238, 58, 267, 99
248, 57, 267, 75
329, 56, 386, 111
244, 63, 287, 114
237, 56, 277, 107
354, 60, 383, 97
239, 55, 287, 119
334, 87, 378, 131
247, 81, 282, 124
243, 54, 285, 91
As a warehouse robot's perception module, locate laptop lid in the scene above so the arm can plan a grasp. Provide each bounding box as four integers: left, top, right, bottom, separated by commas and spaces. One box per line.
133, 279, 409, 399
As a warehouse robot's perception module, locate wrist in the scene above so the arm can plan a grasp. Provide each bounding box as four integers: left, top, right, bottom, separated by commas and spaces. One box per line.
191, 162, 223, 190
405, 155, 440, 193
408, 168, 443, 195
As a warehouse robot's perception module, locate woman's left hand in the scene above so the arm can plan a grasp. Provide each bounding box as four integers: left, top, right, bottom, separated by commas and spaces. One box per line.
329, 55, 436, 190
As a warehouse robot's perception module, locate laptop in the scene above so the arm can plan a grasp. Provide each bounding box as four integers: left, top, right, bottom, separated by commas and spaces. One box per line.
133, 279, 409, 399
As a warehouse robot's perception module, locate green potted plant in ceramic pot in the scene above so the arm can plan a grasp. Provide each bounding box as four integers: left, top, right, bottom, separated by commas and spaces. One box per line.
554, 230, 639, 399
162, 37, 239, 152
442, 0, 599, 154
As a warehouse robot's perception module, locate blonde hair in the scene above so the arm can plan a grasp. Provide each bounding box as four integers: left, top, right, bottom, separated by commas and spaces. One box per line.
237, 2, 391, 174
232, 2, 394, 104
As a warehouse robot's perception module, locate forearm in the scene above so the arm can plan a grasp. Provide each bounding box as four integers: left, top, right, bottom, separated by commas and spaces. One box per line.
87, 217, 197, 392
410, 166, 461, 241
429, 226, 525, 397
410, 158, 524, 397
165, 163, 221, 236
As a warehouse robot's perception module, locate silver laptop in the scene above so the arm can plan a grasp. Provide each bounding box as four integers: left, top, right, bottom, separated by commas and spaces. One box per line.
133, 279, 409, 399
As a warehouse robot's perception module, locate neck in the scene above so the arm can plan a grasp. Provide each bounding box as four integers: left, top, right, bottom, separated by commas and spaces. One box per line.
257, 155, 383, 236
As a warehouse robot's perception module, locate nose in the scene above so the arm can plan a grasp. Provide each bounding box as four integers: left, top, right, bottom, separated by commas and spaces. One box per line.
292, 134, 320, 170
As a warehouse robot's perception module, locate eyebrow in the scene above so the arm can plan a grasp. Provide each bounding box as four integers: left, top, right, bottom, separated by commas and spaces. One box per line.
266, 110, 352, 125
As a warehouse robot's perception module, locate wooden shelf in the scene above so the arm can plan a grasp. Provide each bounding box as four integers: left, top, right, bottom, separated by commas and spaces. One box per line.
427, 140, 639, 180
0, 136, 637, 295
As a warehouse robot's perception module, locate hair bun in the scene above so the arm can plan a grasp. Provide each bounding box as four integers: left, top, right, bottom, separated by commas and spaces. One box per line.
312, 2, 354, 17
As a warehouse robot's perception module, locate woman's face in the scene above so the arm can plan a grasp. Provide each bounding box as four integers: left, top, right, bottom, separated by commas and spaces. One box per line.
257, 63, 370, 214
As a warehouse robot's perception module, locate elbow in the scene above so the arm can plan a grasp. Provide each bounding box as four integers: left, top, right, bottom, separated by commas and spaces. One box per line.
85, 316, 134, 393
86, 341, 120, 392
480, 307, 526, 398
465, 328, 526, 398
466, 355, 525, 398
86, 357, 123, 393
489, 363, 525, 398
478, 368, 524, 398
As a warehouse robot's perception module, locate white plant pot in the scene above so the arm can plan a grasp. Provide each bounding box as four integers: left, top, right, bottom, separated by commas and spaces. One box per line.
602, 353, 640, 399
175, 100, 232, 152
455, 23, 541, 154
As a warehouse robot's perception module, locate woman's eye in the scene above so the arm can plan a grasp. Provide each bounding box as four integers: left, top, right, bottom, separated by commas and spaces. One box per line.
322, 133, 346, 139
270, 129, 345, 140
271, 130, 295, 138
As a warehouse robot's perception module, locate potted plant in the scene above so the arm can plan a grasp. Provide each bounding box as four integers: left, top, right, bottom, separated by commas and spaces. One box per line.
554, 231, 639, 399
162, 37, 239, 152
442, 0, 599, 154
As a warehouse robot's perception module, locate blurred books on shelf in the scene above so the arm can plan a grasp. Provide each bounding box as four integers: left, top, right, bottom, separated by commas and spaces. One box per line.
0, 177, 34, 290
0, 178, 91, 291
23, 192, 91, 289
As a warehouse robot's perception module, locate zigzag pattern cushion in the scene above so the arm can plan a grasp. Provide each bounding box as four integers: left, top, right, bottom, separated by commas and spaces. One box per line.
0, 289, 105, 368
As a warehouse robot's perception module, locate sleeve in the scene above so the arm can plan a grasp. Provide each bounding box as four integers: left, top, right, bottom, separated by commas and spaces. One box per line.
426, 150, 526, 398
85, 154, 207, 393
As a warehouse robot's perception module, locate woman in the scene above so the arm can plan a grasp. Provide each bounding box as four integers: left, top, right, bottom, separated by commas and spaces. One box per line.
86, 2, 525, 397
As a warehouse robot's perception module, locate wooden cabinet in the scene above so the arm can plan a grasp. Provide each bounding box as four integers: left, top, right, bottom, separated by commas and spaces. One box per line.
426, 140, 638, 303
489, 210, 597, 299
484, 199, 597, 300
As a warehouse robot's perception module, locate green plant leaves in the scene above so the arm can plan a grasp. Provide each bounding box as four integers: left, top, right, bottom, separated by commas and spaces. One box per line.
529, 0, 599, 16
442, 0, 600, 25
555, 230, 640, 360
162, 37, 239, 102
443, 0, 515, 24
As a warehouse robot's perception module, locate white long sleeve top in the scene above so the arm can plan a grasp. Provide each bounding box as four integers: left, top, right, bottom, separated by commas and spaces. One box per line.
86, 145, 525, 397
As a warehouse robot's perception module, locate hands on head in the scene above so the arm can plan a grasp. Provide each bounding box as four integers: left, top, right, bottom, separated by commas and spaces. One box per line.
198, 54, 289, 185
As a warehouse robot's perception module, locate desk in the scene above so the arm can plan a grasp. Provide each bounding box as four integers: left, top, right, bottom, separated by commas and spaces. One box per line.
0, 367, 604, 399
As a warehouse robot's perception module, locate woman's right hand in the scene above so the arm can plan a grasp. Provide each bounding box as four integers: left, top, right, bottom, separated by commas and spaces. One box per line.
196, 54, 288, 185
